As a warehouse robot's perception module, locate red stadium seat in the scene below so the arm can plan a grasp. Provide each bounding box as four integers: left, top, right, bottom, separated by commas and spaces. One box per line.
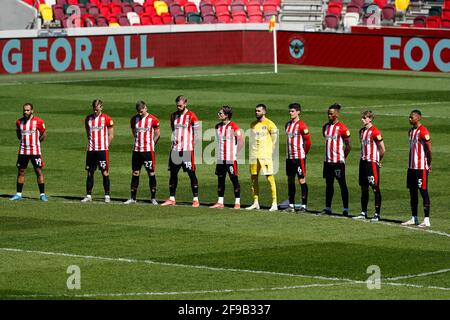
442, 8, 450, 20
350, 0, 364, 8
217, 11, 232, 23
140, 12, 153, 25
215, 1, 230, 15
110, 3, 122, 15
346, 3, 361, 14
86, 4, 100, 16
200, 1, 214, 15
132, 3, 144, 14
82, 14, 97, 27
144, 3, 157, 15
96, 14, 108, 26
52, 4, 65, 21
327, 3, 342, 16
323, 12, 340, 30
248, 12, 263, 22
230, 0, 246, 14
232, 11, 247, 23
169, 3, 183, 15
246, 1, 262, 15
426, 15, 441, 28
173, 13, 187, 23
151, 14, 163, 24
441, 18, 450, 28
262, 0, 278, 14
100, 4, 111, 18
202, 12, 217, 23
381, 4, 396, 25
122, 3, 133, 14
184, 2, 199, 13
161, 12, 174, 24
413, 15, 426, 28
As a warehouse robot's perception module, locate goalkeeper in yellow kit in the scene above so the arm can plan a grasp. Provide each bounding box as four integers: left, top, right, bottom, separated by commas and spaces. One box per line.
246, 104, 278, 212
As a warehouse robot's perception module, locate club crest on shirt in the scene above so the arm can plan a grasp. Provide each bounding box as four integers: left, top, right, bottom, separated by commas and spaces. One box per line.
376, 135, 382, 140
425, 134, 430, 140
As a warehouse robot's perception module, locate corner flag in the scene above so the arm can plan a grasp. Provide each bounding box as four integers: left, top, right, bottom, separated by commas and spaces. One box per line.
269, 15, 276, 32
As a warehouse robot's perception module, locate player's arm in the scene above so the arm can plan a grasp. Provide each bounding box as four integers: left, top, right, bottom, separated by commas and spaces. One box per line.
85, 119, 90, 140
376, 140, 385, 162
303, 132, 311, 155
39, 131, 47, 142
235, 128, 244, 153
108, 125, 114, 146
16, 123, 21, 140
153, 126, 161, 145
38, 122, 46, 142
424, 140, 432, 173
343, 137, 351, 159
270, 124, 278, 153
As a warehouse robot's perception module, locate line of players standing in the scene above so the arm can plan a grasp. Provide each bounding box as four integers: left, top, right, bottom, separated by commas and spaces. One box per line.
10, 97, 433, 228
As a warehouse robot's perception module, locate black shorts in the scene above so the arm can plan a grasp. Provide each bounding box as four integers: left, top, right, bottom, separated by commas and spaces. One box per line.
132, 151, 155, 172
359, 160, 380, 187
16, 154, 44, 169
168, 150, 195, 173
286, 158, 306, 178
407, 169, 429, 190
323, 162, 346, 180
215, 160, 238, 177
85, 151, 109, 171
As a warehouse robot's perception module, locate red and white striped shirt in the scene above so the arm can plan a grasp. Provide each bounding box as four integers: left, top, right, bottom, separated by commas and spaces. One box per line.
285, 119, 310, 160
131, 114, 160, 152
171, 110, 199, 152
409, 125, 431, 170
215, 121, 241, 162
16, 116, 45, 155
323, 121, 350, 163
360, 126, 383, 164
85, 113, 114, 151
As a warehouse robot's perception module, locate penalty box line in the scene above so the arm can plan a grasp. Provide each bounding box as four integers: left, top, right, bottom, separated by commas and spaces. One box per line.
1, 247, 449, 289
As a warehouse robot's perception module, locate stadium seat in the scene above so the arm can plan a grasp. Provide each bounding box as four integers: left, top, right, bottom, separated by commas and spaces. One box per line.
67, 0, 78, 5
441, 18, 450, 28
154, 1, 169, 15
173, 13, 187, 23
442, 8, 450, 20
323, 12, 340, 31
56, 0, 67, 5
215, 2, 230, 16
184, 2, 199, 13
373, 0, 388, 9
96, 14, 109, 26
87, 4, 100, 16
134, 0, 145, 4
132, 3, 144, 14
350, 0, 364, 8
127, 11, 141, 25
139, 12, 153, 24
426, 15, 441, 28
343, 12, 359, 31
381, 4, 395, 26
429, 6, 442, 17
45, 0, 57, 5
161, 12, 174, 24
151, 14, 164, 24
111, 0, 122, 3
169, 3, 183, 15
78, 0, 89, 5
394, 0, 409, 12
412, 15, 426, 28
232, 11, 247, 23
230, 0, 246, 14
263, 12, 277, 21
327, 2, 343, 16
100, 0, 111, 3
110, 3, 122, 15
174, 0, 188, 5
262, 0, 278, 14
248, 12, 263, 22
217, 11, 232, 23
144, 4, 157, 15
40, 4, 54, 23
362, 12, 379, 26
346, 3, 361, 14
52, 4, 65, 20
187, 12, 202, 23
109, 22, 120, 27
445, 0, 450, 9
202, 12, 217, 23
100, 4, 111, 18
200, 1, 214, 15
247, 1, 262, 16
122, 2, 133, 14
82, 14, 97, 27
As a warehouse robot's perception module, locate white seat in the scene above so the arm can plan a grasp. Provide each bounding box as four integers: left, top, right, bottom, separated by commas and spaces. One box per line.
134, 0, 145, 4
343, 12, 360, 32
127, 12, 141, 25
45, 0, 57, 5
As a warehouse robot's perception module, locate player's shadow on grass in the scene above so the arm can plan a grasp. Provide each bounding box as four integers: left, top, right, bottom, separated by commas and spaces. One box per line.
306, 208, 403, 224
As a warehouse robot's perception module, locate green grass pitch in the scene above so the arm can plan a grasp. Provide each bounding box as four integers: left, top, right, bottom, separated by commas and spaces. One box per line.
0, 64, 449, 300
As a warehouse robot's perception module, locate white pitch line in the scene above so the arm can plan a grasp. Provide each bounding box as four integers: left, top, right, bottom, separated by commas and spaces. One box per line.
2, 282, 349, 299
347, 101, 450, 109
386, 268, 450, 281
0, 71, 274, 86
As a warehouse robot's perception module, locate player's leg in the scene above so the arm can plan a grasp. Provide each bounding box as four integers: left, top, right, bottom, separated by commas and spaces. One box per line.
418, 170, 430, 228
322, 163, 334, 214
162, 151, 181, 206
229, 165, 241, 209
355, 160, 369, 219
82, 152, 96, 202
144, 152, 157, 205
247, 161, 260, 210
183, 151, 199, 207
298, 159, 308, 211
370, 161, 382, 221
100, 151, 111, 202
286, 159, 296, 211
31, 156, 47, 201
336, 164, 349, 216
126, 152, 141, 203
261, 159, 277, 211
11, 155, 27, 200
211, 164, 226, 209
402, 169, 420, 225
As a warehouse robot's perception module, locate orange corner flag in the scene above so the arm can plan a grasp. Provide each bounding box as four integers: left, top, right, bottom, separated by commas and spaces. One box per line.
268, 15, 276, 32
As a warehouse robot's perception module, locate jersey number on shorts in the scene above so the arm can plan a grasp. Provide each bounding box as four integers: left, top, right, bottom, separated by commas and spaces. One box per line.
144, 161, 153, 170
99, 161, 107, 170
